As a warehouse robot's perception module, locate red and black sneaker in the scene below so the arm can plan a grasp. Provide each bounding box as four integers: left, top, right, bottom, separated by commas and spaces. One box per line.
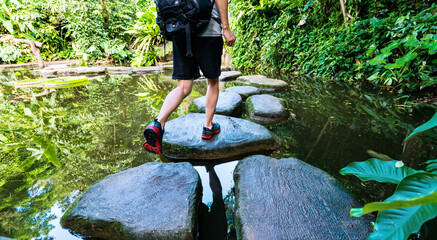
202, 122, 220, 139
143, 118, 164, 154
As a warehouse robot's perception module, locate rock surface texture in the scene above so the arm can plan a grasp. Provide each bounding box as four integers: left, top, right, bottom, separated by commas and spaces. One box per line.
189, 92, 243, 116
224, 86, 261, 99
234, 155, 373, 240
238, 75, 288, 92
162, 114, 279, 162
246, 94, 289, 125
61, 162, 201, 240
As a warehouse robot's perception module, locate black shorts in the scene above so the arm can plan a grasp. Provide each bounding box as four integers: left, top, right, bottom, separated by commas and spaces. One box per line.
172, 36, 223, 80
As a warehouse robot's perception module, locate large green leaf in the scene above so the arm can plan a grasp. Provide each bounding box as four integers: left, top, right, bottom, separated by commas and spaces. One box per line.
366, 173, 437, 240
340, 158, 422, 184
369, 52, 392, 65
403, 112, 437, 143
352, 173, 437, 216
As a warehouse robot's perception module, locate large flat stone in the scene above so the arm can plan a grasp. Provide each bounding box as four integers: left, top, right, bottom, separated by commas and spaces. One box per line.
246, 94, 289, 125
219, 71, 242, 81
57, 67, 106, 76
234, 155, 373, 240
188, 92, 243, 116
162, 114, 279, 162
238, 75, 288, 92
61, 162, 201, 240
106, 66, 133, 75
224, 86, 261, 100
132, 66, 163, 75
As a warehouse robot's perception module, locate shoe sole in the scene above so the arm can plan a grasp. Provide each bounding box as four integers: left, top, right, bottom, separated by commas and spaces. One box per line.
144, 126, 162, 154
202, 128, 220, 139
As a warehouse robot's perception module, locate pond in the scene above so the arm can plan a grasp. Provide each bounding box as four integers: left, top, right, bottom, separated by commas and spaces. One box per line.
0, 69, 435, 239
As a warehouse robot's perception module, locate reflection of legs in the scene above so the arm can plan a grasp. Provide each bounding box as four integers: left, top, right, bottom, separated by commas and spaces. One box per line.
208, 167, 222, 200
204, 78, 219, 129
157, 79, 193, 128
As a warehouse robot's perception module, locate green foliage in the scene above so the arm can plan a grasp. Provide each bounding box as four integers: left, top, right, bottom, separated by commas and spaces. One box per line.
340, 112, 437, 240
230, 0, 437, 92
0, 0, 152, 64
126, 8, 162, 67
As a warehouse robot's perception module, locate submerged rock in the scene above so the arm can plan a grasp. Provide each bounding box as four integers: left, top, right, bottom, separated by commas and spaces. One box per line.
61, 162, 201, 240
238, 75, 288, 92
219, 71, 242, 81
234, 155, 373, 240
224, 86, 261, 100
188, 92, 243, 116
246, 94, 289, 125
162, 114, 279, 162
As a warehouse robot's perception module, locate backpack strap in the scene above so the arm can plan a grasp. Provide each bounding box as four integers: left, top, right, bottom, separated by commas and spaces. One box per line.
185, 24, 193, 57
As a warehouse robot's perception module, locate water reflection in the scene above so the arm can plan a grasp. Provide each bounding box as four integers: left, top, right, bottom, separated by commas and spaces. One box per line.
0, 71, 435, 239
196, 166, 227, 240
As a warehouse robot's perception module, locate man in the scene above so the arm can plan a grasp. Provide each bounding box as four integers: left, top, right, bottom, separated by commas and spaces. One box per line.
143, 0, 236, 154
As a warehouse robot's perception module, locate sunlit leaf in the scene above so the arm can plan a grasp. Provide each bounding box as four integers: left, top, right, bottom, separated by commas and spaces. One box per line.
403, 112, 437, 143
340, 158, 423, 184
381, 40, 402, 54
2, 20, 14, 34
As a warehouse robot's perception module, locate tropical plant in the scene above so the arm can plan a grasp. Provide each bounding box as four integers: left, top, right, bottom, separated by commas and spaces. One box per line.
340, 112, 437, 240
126, 7, 162, 67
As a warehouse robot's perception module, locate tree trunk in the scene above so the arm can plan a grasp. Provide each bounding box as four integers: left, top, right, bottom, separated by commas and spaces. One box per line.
3, 36, 45, 69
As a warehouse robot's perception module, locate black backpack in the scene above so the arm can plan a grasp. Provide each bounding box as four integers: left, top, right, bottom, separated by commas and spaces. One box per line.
155, 0, 217, 57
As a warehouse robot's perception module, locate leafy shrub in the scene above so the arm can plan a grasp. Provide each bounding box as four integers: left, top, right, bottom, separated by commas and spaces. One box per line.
230, 0, 437, 92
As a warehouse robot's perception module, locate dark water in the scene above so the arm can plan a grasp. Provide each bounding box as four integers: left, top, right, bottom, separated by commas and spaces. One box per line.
0, 71, 435, 239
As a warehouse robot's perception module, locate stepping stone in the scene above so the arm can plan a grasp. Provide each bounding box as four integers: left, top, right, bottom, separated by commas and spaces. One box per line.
132, 66, 163, 75
224, 86, 261, 99
219, 71, 242, 81
234, 155, 373, 240
32, 69, 58, 77
106, 67, 132, 75
162, 113, 280, 162
57, 67, 106, 76
189, 92, 243, 116
43, 64, 70, 70
61, 162, 201, 240
162, 64, 173, 70
238, 75, 288, 92
246, 94, 289, 125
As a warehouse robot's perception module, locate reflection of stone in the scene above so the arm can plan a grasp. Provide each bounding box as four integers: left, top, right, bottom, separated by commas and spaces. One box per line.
61, 162, 201, 240
234, 155, 373, 240
189, 92, 243, 116
224, 86, 261, 99
238, 75, 288, 92
219, 71, 242, 81
162, 113, 280, 162
246, 94, 289, 125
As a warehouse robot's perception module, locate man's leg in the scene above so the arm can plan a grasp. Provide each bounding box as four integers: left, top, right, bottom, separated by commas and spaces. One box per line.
204, 78, 219, 129
157, 79, 193, 128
